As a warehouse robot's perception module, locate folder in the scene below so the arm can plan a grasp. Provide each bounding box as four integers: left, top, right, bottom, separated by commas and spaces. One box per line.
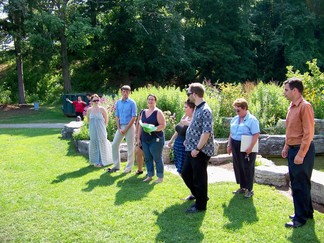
240, 135, 258, 153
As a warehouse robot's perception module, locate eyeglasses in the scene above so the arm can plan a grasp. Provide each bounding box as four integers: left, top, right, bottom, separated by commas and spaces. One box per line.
92, 100, 99, 102
187, 92, 192, 97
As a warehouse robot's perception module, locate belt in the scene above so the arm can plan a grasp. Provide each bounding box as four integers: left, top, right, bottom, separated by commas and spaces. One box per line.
288, 144, 301, 149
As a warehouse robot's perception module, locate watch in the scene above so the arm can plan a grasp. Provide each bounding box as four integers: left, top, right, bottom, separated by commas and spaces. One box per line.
195, 147, 201, 151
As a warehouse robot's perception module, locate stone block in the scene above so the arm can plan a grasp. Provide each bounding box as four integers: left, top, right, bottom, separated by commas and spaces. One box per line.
163, 145, 172, 164
75, 140, 89, 155
209, 154, 232, 165
255, 165, 289, 187
311, 170, 324, 205
61, 121, 84, 139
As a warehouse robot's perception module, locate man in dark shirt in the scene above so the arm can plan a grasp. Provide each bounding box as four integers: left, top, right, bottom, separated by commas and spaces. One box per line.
182, 83, 214, 213
281, 77, 315, 228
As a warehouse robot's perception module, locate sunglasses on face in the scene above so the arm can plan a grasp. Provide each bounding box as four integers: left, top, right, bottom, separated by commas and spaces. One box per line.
92, 100, 99, 102
187, 92, 192, 97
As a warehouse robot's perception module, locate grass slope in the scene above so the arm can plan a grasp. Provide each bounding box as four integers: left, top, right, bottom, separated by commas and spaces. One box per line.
0, 128, 323, 242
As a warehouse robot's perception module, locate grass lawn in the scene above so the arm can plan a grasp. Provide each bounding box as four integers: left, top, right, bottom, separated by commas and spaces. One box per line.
0, 128, 323, 242
0, 105, 74, 124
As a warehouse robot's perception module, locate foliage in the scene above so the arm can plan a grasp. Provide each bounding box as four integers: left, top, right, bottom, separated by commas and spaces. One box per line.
249, 82, 289, 133
216, 82, 245, 118
286, 59, 324, 118
2, 0, 324, 102
0, 129, 324, 242
0, 85, 11, 104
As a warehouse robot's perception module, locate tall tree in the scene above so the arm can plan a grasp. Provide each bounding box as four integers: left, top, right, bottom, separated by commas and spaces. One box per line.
6, 0, 30, 104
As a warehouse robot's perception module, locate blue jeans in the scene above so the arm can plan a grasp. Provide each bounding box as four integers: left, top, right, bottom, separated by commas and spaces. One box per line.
142, 137, 165, 178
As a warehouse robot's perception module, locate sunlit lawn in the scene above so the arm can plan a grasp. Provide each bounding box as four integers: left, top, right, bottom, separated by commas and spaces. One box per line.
0, 128, 323, 242
0, 105, 74, 124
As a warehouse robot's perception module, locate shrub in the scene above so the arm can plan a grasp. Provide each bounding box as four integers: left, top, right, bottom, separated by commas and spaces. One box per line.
248, 82, 289, 133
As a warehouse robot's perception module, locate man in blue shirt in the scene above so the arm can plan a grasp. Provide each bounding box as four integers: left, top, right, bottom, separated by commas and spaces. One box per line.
108, 85, 137, 173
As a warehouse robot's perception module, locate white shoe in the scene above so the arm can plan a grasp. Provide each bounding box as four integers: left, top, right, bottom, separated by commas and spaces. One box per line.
154, 178, 163, 183
143, 177, 152, 182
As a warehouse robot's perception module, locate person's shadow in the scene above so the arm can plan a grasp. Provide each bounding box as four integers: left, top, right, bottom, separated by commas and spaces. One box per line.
114, 176, 155, 205
287, 219, 320, 242
222, 195, 258, 230
51, 165, 96, 184
82, 171, 126, 192
155, 203, 205, 242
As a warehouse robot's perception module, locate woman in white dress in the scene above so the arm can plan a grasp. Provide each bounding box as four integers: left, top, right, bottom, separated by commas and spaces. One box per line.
86, 94, 113, 167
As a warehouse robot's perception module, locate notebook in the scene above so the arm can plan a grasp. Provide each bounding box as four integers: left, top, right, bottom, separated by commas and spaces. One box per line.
240, 135, 259, 153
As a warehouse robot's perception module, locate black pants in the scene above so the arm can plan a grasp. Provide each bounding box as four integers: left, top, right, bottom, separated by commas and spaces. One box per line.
76, 111, 84, 120
231, 138, 256, 191
288, 142, 315, 224
181, 151, 210, 210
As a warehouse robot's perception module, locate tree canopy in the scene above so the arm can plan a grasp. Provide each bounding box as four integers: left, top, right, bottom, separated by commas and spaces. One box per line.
0, 0, 323, 103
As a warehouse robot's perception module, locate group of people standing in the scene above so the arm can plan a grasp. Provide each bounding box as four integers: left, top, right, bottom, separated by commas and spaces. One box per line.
66, 78, 316, 228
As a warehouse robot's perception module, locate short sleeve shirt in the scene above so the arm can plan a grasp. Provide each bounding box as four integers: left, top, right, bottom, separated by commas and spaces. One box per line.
230, 112, 260, 141
115, 98, 137, 125
185, 101, 214, 157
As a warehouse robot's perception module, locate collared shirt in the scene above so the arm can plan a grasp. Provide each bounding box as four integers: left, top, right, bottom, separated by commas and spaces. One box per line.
285, 96, 314, 158
230, 111, 260, 141
185, 101, 214, 157
115, 97, 137, 125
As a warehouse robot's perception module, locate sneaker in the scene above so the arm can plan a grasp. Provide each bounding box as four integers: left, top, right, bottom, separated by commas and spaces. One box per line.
244, 190, 254, 198
233, 188, 247, 194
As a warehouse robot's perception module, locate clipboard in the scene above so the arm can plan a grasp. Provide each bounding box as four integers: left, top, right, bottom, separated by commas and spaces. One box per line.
240, 135, 258, 153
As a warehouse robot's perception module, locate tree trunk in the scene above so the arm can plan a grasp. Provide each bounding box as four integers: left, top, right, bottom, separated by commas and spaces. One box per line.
15, 41, 26, 104
60, 32, 71, 92
12, 9, 26, 104
57, 0, 71, 93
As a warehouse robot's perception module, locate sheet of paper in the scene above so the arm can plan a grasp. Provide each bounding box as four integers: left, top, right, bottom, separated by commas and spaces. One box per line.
240, 135, 258, 153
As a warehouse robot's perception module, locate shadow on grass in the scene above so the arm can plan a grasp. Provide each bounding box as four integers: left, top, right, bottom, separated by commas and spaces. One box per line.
82, 172, 127, 192
155, 203, 205, 242
222, 194, 258, 230
287, 219, 320, 242
114, 176, 155, 205
51, 165, 96, 184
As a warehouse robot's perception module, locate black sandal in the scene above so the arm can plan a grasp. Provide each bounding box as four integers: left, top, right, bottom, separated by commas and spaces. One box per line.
135, 170, 143, 175
106, 168, 119, 173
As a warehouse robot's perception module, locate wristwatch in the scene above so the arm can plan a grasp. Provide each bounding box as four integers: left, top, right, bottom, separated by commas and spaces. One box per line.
195, 147, 202, 151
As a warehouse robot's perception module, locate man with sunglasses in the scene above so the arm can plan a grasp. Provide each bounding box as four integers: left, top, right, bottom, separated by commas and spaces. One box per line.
282, 77, 315, 228
108, 85, 137, 173
182, 83, 214, 213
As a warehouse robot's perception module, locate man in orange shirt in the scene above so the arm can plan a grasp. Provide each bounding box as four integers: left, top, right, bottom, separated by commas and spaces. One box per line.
281, 77, 315, 228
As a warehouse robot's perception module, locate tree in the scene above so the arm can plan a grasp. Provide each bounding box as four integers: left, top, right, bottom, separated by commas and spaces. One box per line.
6, 0, 31, 104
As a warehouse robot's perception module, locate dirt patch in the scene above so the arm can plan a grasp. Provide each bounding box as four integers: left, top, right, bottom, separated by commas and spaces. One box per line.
0, 104, 35, 118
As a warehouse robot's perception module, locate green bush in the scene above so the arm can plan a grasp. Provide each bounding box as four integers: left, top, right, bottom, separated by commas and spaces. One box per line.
248, 82, 289, 133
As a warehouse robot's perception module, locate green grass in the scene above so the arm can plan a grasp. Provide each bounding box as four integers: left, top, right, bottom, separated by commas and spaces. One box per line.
0, 129, 323, 242
0, 105, 74, 124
